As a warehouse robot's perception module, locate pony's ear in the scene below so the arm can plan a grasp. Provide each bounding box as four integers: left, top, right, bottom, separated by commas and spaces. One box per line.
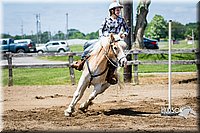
110, 33, 115, 43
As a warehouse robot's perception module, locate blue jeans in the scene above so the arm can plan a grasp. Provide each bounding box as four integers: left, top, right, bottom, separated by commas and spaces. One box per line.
82, 39, 98, 59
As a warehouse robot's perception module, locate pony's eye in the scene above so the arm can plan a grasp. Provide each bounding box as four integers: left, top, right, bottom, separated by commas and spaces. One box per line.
113, 46, 118, 51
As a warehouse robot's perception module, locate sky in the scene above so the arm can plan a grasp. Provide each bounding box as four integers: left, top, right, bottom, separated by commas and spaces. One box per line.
0, 0, 199, 36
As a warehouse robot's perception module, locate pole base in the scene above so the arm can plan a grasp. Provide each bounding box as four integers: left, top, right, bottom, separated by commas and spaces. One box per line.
161, 112, 179, 116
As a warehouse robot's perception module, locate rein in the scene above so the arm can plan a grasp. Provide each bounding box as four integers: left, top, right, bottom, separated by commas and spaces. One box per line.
104, 54, 118, 68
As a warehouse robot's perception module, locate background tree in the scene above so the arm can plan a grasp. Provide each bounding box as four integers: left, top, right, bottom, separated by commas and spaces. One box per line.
40, 31, 51, 43
85, 31, 98, 40
1, 33, 12, 39
171, 21, 186, 40
68, 29, 85, 39
14, 35, 23, 40
134, 0, 151, 48
53, 31, 65, 40
145, 14, 167, 41
185, 23, 198, 40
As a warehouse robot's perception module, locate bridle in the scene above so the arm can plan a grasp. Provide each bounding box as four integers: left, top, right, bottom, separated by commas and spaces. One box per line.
103, 39, 126, 68
86, 39, 126, 87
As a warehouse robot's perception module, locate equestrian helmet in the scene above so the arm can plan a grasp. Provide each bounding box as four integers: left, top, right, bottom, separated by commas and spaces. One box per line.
108, 2, 123, 11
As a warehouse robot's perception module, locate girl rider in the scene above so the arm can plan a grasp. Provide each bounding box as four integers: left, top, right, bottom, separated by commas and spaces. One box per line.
71, 1, 129, 84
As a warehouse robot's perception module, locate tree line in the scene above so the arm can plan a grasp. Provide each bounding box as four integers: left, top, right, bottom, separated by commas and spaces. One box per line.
145, 14, 198, 41
1, 14, 198, 44
1, 29, 99, 44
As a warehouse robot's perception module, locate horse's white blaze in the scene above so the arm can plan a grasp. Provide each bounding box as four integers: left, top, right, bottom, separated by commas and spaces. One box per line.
117, 41, 127, 67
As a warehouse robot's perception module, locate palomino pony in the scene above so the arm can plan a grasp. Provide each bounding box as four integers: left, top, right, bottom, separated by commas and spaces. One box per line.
64, 34, 127, 116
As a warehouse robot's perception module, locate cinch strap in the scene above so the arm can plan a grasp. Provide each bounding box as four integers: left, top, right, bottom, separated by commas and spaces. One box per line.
86, 59, 109, 88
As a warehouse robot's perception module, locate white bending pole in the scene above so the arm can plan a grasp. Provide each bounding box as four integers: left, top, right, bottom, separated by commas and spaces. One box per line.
168, 20, 172, 111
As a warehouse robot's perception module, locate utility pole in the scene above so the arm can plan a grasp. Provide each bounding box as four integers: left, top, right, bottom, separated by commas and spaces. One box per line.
48, 31, 51, 41
36, 13, 41, 43
66, 13, 68, 40
31, 30, 33, 42
21, 20, 24, 39
38, 14, 41, 43
120, 0, 133, 83
36, 14, 39, 43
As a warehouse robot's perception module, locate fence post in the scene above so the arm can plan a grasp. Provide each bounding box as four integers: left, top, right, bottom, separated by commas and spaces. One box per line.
133, 50, 139, 85
68, 55, 75, 85
121, 0, 133, 83
7, 52, 13, 86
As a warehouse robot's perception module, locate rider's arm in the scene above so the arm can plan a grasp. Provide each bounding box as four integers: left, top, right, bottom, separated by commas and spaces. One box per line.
99, 18, 108, 37
122, 18, 129, 37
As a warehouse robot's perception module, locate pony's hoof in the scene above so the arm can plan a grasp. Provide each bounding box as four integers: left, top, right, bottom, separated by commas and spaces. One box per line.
64, 109, 73, 117
79, 105, 87, 113
79, 107, 87, 113
65, 112, 72, 117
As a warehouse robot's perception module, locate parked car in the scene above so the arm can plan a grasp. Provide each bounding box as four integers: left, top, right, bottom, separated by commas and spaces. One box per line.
0, 38, 35, 53
1, 38, 13, 54
172, 39, 179, 44
143, 37, 159, 49
14, 39, 36, 52
36, 40, 70, 53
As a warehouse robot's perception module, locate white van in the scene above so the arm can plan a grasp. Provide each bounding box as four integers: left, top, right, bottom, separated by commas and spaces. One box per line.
36, 40, 70, 53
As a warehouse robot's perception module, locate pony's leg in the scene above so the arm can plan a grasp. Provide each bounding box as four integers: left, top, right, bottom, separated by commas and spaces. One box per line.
64, 75, 88, 116
79, 83, 110, 111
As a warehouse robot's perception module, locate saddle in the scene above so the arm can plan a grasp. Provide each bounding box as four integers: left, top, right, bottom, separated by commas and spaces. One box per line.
71, 58, 118, 85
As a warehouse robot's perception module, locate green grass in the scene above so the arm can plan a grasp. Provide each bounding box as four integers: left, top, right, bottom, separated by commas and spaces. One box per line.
38, 53, 195, 62
138, 64, 196, 73
2, 68, 82, 86
69, 44, 84, 52
159, 40, 197, 49
2, 64, 196, 86
39, 56, 81, 61
139, 53, 195, 61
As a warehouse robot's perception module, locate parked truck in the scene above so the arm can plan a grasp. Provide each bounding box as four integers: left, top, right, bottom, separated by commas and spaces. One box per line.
0, 38, 36, 53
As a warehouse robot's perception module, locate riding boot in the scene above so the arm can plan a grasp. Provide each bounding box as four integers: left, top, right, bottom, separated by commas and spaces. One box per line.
71, 57, 87, 71
106, 65, 118, 85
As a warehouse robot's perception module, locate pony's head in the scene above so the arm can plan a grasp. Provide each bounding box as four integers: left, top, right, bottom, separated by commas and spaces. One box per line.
105, 33, 127, 67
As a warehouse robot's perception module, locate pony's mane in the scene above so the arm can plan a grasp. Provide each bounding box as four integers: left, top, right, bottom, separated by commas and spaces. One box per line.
90, 35, 127, 56
90, 37, 110, 56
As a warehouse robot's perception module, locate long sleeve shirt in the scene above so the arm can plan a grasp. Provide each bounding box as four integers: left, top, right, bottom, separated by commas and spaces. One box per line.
99, 16, 129, 37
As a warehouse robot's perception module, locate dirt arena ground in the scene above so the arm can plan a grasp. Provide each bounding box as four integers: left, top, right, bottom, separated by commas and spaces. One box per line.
1, 73, 199, 132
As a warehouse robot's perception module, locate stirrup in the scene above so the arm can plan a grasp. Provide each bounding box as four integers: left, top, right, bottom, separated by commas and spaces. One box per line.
107, 77, 118, 85
71, 58, 87, 71
70, 61, 81, 71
